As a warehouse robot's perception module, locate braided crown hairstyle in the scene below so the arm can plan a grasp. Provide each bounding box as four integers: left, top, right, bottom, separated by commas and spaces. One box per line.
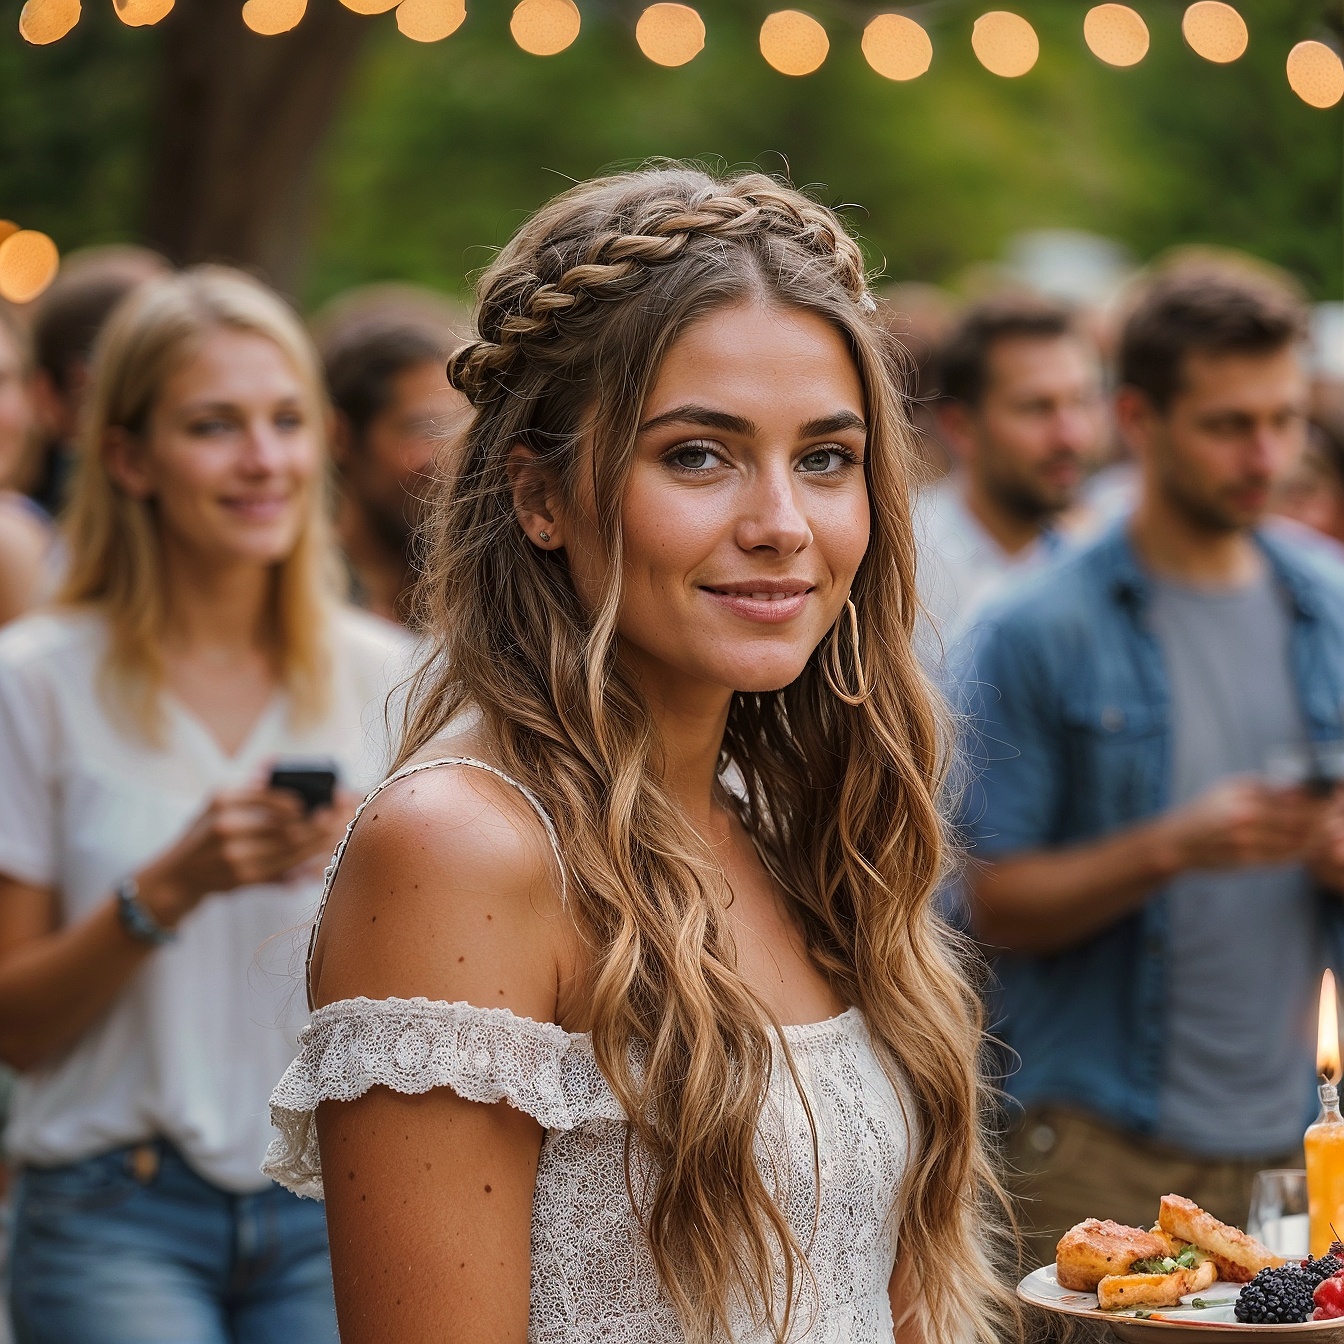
401, 166, 1014, 1343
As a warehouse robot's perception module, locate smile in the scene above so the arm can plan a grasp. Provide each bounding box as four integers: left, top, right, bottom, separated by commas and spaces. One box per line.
699, 582, 814, 624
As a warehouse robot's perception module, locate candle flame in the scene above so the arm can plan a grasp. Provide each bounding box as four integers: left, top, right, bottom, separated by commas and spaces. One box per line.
1321, 969, 1342, 1085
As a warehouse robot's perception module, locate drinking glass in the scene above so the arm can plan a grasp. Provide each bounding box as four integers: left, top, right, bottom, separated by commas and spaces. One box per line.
1248, 1169, 1310, 1258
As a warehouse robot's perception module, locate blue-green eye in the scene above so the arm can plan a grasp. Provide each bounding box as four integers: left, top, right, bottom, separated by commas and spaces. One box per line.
798, 448, 848, 473
667, 441, 723, 472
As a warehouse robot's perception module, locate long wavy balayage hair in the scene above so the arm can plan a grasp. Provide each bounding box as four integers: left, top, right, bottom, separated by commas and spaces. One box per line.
402, 166, 1013, 1342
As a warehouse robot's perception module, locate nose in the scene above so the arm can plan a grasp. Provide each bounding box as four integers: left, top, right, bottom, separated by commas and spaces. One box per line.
734, 461, 813, 556
239, 418, 288, 475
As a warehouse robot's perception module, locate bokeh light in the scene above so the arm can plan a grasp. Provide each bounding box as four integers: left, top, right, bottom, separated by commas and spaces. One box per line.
241, 0, 306, 33
972, 11, 1039, 78
18, 0, 80, 44
342, 0, 399, 15
396, 0, 464, 40
1182, 2, 1247, 64
0, 224, 18, 247
1287, 40, 1344, 109
861, 14, 932, 82
0, 231, 60, 305
1083, 4, 1148, 68
759, 10, 828, 77
511, 0, 580, 56
113, 0, 174, 25
635, 3, 704, 67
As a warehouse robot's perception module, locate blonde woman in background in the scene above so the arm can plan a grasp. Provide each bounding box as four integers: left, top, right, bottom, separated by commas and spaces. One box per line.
267, 168, 1014, 1343
0, 308, 53, 626
0, 268, 409, 1343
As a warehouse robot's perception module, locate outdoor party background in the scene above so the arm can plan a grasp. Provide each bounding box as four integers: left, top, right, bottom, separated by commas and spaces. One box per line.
1, 0, 1340, 309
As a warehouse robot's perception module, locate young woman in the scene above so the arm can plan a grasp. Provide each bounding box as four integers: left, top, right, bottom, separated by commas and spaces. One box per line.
267, 168, 1013, 1343
0, 306, 54, 626
0, 267, 410, 1342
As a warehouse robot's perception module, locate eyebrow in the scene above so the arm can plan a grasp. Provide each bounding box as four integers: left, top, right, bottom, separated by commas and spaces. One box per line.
637, 404, 867, 439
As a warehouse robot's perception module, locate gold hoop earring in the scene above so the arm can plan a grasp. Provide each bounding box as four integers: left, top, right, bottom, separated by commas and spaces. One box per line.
823, 597, 871, 706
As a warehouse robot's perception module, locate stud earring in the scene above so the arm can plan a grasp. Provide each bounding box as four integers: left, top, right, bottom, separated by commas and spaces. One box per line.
539, 531, 551, 543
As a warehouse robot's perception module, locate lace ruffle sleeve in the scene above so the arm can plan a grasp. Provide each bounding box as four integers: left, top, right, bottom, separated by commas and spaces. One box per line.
263, 996, 622, 1199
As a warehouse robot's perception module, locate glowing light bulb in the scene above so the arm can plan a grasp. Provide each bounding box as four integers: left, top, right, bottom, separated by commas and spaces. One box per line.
0, 231, 60, 305
510, 0, 580, 55
972, 10, 1039, 78
18, 0, 79, 44
396, 0, 464, 40
1182, 1, 1247, 64
1287, 41, 1344, 109
241, 0, 306, 33
861, 14, 932, 82
1083, 4, 1148, 67
635, 3, 703, 67
113, 0, 173, 24
759, 10, 827, 76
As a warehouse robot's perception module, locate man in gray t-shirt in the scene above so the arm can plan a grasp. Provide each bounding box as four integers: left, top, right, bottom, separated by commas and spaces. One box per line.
1149, 573, 1326, 1156
959, 264, 1344, 1262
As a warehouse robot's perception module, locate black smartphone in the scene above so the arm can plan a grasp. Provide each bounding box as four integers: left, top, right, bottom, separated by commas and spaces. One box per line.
268, 758, 339, 814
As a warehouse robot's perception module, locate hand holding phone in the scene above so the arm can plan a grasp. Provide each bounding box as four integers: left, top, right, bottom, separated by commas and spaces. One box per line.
268, 758, 339, 814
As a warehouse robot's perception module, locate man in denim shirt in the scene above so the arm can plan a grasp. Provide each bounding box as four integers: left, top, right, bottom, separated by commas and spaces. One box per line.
957, 263, 1344, 1265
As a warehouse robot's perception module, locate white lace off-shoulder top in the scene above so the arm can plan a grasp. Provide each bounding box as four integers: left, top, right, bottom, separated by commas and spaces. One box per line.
264, 758, 914, 1343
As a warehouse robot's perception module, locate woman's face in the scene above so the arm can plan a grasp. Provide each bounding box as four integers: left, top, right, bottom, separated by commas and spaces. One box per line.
560, 299, 871, 699
0, 323, 34, 488
113, 327, 320, 570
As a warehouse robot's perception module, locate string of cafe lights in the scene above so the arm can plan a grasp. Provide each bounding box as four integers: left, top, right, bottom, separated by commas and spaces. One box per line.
13, 0, 1344, 110
3, 0, 1343, 304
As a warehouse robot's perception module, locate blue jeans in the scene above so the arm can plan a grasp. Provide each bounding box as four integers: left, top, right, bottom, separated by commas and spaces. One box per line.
8, 1140, 337, 1344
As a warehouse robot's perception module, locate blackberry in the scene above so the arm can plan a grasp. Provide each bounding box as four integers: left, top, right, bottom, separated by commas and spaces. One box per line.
1304, 1253, 1344, 1287
1235, 1266, 1316, 1324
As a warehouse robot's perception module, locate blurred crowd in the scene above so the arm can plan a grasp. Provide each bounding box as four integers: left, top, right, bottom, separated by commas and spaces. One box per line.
0, 237, 1339, 1338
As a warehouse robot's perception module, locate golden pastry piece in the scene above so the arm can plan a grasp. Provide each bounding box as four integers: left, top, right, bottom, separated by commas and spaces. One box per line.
1157, 1194, 1284, 1283
1055, 1219, 1171, 1292
1097, 1258, 1218, 1310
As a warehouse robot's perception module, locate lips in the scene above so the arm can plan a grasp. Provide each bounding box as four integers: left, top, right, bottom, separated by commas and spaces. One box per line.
699, 580, 814, 624
220, 495, 291, 521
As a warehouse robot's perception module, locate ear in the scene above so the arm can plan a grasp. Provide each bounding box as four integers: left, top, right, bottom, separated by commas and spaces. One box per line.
329, 409, 355, 472
506, 445, 565, 551
103, 426, 155, 501
932, 400, 975, 467
1114, 385, 1160, 461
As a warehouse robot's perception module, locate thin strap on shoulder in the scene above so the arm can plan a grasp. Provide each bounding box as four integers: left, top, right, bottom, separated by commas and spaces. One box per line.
305, 756, 566, 1009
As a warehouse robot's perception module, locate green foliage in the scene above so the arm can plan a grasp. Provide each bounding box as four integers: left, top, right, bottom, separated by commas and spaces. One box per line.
0, 0, 1340, 304
0, 0, 154, 245
308, 0, 1344, 303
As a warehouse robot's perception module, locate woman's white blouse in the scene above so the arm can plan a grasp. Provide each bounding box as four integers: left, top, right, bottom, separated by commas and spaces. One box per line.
0, 606, 411, 1191
267, 995, 913, 1341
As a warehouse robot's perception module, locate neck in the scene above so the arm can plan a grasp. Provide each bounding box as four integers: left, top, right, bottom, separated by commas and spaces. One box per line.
633, 663, 733, 836
1130, 482, 1261, 586
338, 494, 412, 622
158, 537, 275, 658
961, 472, 1044, 556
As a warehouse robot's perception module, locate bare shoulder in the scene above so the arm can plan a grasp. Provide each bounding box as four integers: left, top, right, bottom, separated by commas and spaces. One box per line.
311, 761, 572, 1023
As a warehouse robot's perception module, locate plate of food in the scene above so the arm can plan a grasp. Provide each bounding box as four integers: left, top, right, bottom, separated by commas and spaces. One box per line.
1017, 1194, 1344, 1341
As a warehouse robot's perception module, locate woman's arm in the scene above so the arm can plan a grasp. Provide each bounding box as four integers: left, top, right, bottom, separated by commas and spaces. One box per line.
310, 764, 572, 1344
0, 789, 343, 1070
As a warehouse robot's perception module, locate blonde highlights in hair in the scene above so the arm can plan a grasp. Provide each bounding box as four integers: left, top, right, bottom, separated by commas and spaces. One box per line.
60, 265, 337, 737
403, 167, 1015, 1342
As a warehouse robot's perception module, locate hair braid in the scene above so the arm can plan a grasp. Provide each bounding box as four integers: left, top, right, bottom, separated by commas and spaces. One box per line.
447, 173, 874, 406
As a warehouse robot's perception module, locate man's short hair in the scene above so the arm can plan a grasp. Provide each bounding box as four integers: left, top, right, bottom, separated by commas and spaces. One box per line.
33, 246, 170, 394
936, 294, 1077, 407
314, 285, 467, 442
1118, 264, 1307, 411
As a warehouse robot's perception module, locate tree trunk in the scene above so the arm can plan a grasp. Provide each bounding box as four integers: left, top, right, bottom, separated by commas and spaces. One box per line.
143, 0, 370, 294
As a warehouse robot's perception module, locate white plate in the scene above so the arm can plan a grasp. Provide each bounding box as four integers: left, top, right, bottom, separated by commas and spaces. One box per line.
1018, 1265, 1344, 1342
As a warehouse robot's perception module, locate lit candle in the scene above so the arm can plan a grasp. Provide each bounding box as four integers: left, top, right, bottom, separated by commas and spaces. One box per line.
1306, 968, 1344, 1256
